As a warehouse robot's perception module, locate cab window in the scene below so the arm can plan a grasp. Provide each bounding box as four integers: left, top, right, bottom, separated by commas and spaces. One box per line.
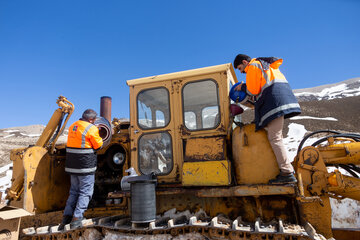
137, 87, 170, 129
182, 79, 220, 130
138, 132, 173, 175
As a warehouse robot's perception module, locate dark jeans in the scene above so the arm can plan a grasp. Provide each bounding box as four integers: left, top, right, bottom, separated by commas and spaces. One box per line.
64, 174, 95, 218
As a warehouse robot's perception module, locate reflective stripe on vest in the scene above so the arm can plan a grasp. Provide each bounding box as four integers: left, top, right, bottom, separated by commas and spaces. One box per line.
81, 124, 95, 148
248, 62, 288, 99
258, 103, 301, 127
65, 167, 97, 174
66, 148, 95, 154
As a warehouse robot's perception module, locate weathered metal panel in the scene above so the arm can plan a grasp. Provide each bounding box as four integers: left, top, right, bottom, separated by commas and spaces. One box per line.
126, 64, 233, 86
197, 185, 295, 197
332, 228, 360, 240
232, 124, 279, 184
184, 136, 225, 162
295, 146, 333, 239
182, 160, 231, 186
22, 147, 70, 214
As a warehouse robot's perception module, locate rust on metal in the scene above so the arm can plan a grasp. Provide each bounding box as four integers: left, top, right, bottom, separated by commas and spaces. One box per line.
100, 96, 112, 123
108, 185, 295, 199
332, 228, 360, 240
184, 136, 225, 162
197, 185, 295, 197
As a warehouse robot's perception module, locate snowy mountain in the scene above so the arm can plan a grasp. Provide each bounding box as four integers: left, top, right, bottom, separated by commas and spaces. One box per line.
292, 78, 360, 133
294, 77, 360, 102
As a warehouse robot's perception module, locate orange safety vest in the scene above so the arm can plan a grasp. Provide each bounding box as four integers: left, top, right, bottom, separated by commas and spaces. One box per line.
244, 58, 287, 97
67, 120, 103, 150
242, 57, 301, 130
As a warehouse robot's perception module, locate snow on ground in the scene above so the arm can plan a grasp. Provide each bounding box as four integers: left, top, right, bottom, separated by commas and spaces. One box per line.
283, 122, 322, 161
291, 116, 338, 121
284, 123, 307, 161
3, 134, 15, 139
20, 133, 41, 137
0, 163, 12, 200
3, 130, 20, 133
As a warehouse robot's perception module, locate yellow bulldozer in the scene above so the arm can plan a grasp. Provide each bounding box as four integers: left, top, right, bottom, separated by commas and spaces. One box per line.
4, 64, 360, 240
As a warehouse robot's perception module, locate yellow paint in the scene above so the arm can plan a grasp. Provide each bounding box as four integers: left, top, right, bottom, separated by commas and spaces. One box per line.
6, 148, 26, 203
22, 146, 70, 213
328, 174, 360, 201
182, 160, 231, 186
232, 124, 279, 184
294, 146, 332, 238
319, 142, 360, 165
126, 64, 235, 86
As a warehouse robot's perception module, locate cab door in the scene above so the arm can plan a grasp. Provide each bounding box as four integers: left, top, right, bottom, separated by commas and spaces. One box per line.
129, 81, 180, 183
176, 73, 232, 186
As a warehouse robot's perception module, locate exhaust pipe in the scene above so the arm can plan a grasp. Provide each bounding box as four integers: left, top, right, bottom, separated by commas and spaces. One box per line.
95, 96, 113, 148
100, 96, 112, 123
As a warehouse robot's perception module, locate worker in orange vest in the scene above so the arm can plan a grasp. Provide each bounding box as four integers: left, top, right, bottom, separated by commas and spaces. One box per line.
233, 54, 301, 184
59, 109, 103, 230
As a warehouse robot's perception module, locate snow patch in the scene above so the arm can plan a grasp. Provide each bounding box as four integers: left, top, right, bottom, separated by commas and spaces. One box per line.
290, 116, 338, 121
331, 198, 360, 228
0, 163, 12, 200
283, 123, 317, 161
3, 130, 20, 133
20, 133, 41, 137
3, 134, 15, 139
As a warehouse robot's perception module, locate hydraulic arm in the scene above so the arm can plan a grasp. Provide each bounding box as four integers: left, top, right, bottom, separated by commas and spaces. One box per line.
296, 131, 360, 200
6, 96, 74, 202
294, 131, 360, 237
36, 96, 74, 152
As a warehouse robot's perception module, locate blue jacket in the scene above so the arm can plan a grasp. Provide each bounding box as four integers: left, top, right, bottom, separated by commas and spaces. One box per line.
243, 57, 301, 130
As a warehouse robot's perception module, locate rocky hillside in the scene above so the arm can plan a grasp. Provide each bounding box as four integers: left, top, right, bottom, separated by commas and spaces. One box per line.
0, 126, 67, 172
293, 77, 360, 133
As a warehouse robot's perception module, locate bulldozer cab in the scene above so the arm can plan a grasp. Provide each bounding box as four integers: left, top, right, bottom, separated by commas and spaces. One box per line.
127, 64, 237, 185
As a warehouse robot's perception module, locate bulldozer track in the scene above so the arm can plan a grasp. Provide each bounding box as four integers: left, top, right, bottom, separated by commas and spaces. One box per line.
21, 214, 317, 240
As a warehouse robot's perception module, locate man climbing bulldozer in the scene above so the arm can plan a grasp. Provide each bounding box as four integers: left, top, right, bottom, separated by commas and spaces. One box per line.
233, 54, 301, 184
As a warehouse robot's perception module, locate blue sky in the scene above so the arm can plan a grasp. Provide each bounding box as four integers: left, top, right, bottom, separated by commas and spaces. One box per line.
0, 0, 359, 128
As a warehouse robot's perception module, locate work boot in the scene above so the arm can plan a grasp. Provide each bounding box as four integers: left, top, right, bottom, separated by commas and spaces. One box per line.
268, 173, 297, 184
58, 215, 72, 231
70, 217, 84, 229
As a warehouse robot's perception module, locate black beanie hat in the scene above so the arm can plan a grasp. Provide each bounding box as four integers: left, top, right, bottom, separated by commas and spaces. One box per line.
233, 54, 251, 68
